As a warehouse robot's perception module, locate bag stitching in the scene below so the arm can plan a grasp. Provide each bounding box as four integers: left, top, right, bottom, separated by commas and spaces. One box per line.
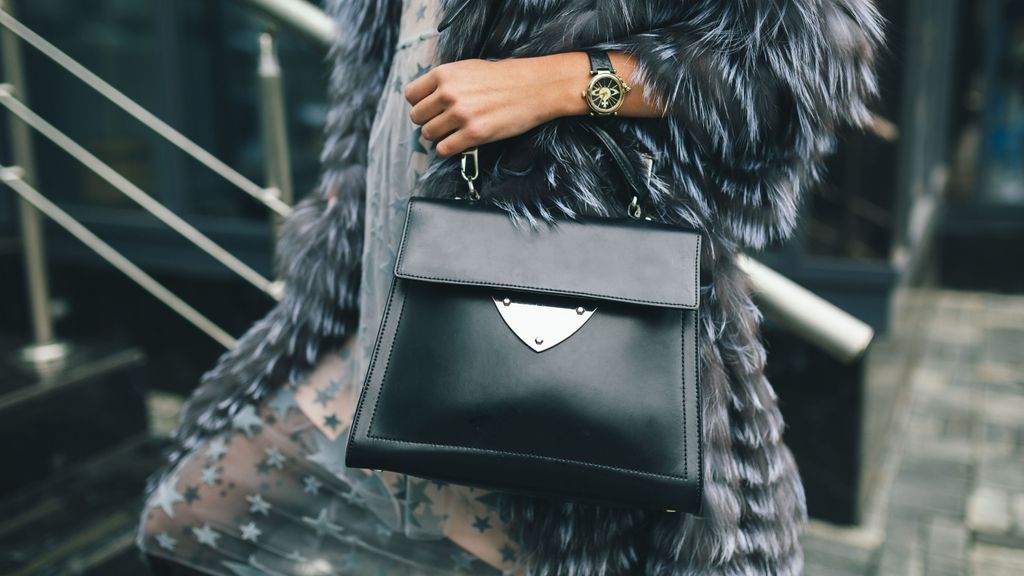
348, 275, 404, 454
396, 200, 702, 309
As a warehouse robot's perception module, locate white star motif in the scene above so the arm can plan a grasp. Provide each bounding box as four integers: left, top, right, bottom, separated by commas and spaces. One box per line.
154, 532, 177, 551
239, 521, 262, 542
200, 465, 221, 486
265, 446, 286, 469
302, 507, 344, 538
150, 475, 185, 518
206, 436, 227, 460
246, 493, 271, 516
192, 523, 221, 548
232, 404, 262, 438
302, 475, 323, 495
286, 550, 308, 563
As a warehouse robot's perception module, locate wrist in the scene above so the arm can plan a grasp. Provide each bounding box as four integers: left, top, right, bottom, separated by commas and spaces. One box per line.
534, 52, 591, 121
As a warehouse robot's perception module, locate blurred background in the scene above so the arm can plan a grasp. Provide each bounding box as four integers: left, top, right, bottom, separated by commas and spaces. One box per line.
0, 0, 1021, 574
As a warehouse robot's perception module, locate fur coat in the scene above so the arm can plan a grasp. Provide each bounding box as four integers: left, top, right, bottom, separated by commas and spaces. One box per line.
149, 0, 882, 574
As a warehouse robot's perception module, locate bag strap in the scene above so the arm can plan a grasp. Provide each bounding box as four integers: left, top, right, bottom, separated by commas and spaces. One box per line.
454, 4, 652, 217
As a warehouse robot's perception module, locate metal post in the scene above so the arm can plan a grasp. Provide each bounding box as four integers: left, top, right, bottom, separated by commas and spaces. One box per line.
0, 0, 68, 367
258, 30, 294, 242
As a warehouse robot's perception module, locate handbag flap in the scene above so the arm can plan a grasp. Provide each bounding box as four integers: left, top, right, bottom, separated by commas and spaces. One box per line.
394, 198, 701, 309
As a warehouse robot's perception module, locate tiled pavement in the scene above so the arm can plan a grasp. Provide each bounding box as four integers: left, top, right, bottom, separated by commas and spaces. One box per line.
803, 289, 1024, 576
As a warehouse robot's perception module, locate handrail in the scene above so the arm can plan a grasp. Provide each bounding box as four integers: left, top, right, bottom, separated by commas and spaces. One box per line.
0, 87, 283, 301
0, 9, 292, 218
0, 167, 237, 349
234, 0, 335, 48
737, 256, 875, 363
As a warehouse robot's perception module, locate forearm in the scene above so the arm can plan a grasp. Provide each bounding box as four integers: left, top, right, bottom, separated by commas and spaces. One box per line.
532, 51, 667, 121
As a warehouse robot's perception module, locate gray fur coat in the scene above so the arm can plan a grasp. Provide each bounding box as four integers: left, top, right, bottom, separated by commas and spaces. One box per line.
151, 0, 882, 573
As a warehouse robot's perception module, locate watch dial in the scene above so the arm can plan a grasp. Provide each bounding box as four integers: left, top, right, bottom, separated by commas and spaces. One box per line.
588, 75, 622, 112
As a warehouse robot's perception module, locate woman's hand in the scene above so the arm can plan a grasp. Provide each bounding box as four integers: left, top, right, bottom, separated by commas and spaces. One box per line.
404, 54, 583, 157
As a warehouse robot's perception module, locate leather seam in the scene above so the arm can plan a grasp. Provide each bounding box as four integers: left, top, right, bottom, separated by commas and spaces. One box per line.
395, 200, 702, 309
694, 307, 704, 509
393, 271, 697, 309
365, 286, 409, 441
682, 309, 687, 481
364, 281, 694, 484
349, 278, 402, 454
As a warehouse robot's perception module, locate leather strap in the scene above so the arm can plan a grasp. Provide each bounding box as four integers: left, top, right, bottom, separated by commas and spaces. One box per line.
454, 6, 651, 214
586, 49, 615, 74
582, 123, 649, 209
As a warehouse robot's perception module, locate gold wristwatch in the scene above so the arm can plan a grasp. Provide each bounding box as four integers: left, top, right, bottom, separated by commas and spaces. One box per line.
581, 49, 631, 116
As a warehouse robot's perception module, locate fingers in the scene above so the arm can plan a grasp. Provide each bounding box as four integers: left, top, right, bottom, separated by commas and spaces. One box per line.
420, 110, 459, 143
435, 123, 484, 158
409, 88, 449, 126
403, 68, 437, 106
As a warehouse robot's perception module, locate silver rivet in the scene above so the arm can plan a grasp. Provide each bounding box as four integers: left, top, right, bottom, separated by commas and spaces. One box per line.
665, 509, 677, 513
576, 307, 585, 315
534, 336, 544, 345
503, 298, 511, 306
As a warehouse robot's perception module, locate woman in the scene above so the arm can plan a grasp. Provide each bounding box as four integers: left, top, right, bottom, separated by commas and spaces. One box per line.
138, 0, 882, 574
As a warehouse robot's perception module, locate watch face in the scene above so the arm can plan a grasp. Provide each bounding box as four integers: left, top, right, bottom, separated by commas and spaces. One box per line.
586, 72, 625, 114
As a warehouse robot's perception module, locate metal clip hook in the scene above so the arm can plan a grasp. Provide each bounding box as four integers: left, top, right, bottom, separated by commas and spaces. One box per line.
626, 153, 653, 219
460, 148, 480, 201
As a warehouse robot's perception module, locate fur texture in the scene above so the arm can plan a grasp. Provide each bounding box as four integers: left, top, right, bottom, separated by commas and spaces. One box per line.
145, 0, 882, 574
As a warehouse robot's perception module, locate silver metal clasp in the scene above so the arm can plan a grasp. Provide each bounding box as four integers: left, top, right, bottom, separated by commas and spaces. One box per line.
627, 153, 654, 219
461, 147, 480, 201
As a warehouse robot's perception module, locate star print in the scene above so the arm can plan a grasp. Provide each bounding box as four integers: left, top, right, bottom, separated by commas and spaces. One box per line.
500, 543, 517, 563
183, 485, 201, 504
246, 493, 271, 516
388, 194, 409, 214
255, 460, 271, 475
265, 446, 286, 469
306, 429, 350, 476
286, 550, 308, 563
302, 507, 344, 538
393, 76, 404, 94
268, 388, 297, 419
303, 475, 323, 495
410, 62, 431, 82
404, 126, 428, 155
416, 3, 427, 20
341, 490, 364, 506
201, 465, 221, 486
151, 475, 185, 518
155, 532, 177, 551
192, 523, 221, 548
232, 404, 262, 438
323, 413, 341, 431
452, 550, 477, 571
405, 478, 432, 512
206, 436, 227, 460
472, 515, 492, 533
314, 385, 336, 407
239, 521, 262, 542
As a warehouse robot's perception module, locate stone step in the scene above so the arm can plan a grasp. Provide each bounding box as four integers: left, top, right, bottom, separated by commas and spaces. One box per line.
0, 435, 169, 575
0, 340, 149, 496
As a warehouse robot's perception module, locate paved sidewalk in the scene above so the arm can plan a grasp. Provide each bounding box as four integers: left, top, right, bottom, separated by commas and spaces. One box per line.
803, 290, 1024, 575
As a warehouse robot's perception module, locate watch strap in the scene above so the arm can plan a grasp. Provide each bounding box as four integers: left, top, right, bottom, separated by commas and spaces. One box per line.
586, 49, 615, 74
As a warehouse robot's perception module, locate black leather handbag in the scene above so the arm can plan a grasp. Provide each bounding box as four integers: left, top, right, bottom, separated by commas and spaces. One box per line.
345, 120, 704, 513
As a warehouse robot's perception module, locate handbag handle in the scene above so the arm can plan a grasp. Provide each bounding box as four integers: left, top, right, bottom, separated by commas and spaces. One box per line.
459, 122, 653, 218
454, 4, 653, 217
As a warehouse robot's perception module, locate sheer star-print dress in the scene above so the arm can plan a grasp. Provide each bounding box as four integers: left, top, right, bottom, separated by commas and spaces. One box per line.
137, 1, 523, 574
